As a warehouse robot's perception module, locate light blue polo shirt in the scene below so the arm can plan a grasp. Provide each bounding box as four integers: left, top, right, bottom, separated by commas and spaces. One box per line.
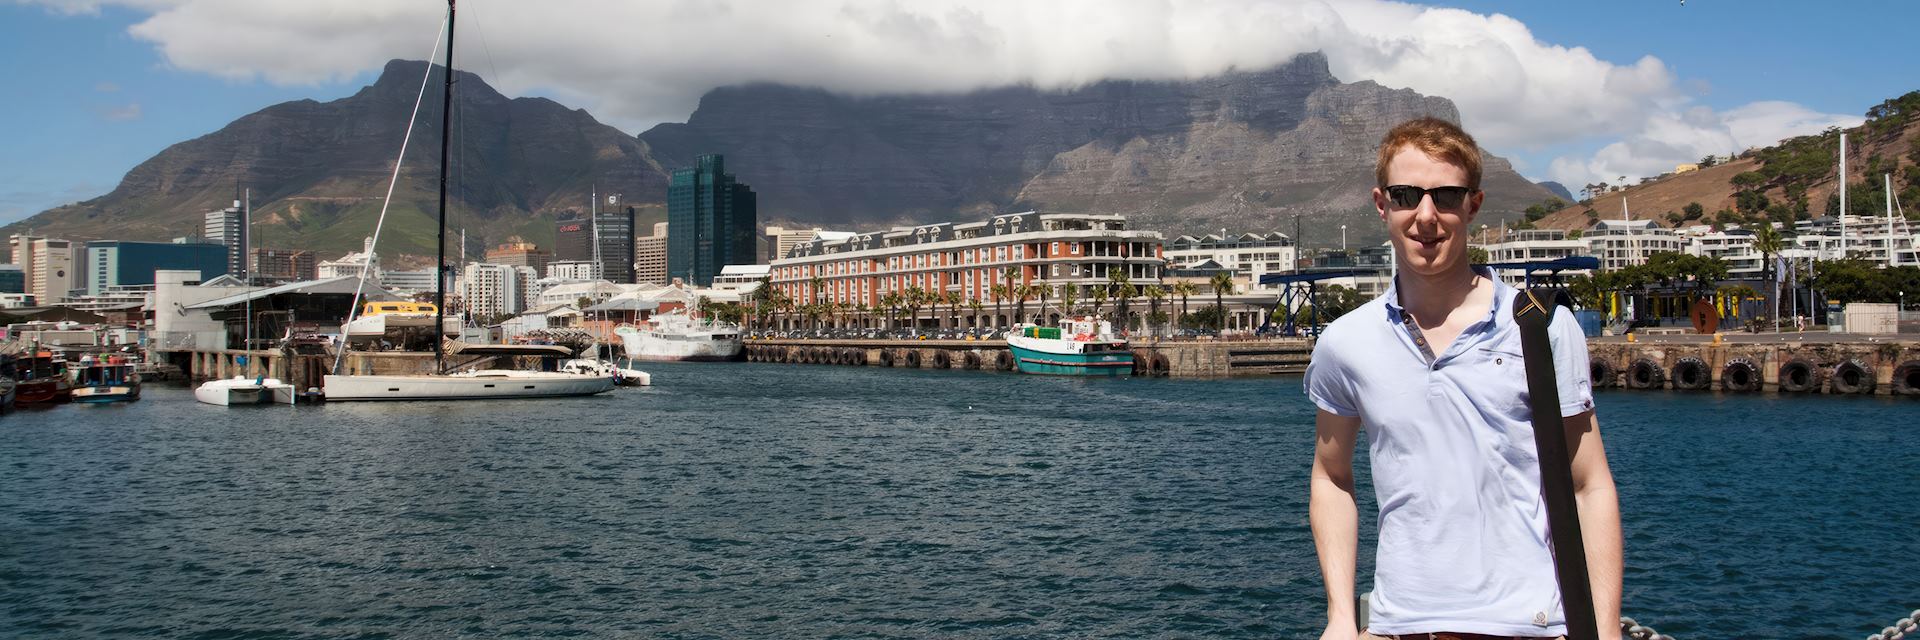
1304, 270, 1592, 637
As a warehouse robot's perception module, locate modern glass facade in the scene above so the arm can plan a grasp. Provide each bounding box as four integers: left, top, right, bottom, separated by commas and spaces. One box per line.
668, 155, 757, 286
85, 240, 229, 295
594, 206, 637, 284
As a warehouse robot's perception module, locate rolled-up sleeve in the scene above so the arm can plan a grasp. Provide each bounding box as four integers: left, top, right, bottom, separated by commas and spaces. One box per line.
1548, 307, 1594, 417
1304, 336, 1360, 417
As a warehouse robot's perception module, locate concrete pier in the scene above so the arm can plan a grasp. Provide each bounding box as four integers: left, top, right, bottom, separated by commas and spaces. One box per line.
742, 337, 1312, 377
1588, 334, 1919, 396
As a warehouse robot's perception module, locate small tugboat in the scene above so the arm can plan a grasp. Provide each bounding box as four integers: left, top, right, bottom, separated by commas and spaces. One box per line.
71, 353, 141, 403
1005, 317, 1134, 376
13, 349, 73, 404
195, 374, 296, 406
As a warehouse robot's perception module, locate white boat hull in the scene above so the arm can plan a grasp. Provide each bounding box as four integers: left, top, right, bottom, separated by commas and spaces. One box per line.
322, 372, 615, 401
343, 314, 462, 338
195, 376, 296, 406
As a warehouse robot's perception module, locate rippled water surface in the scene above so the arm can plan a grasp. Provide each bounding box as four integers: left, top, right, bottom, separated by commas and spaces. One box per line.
2, 363, 1914, 638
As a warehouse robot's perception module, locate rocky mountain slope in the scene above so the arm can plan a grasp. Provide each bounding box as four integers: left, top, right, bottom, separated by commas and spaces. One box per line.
642, 52, 1554, 243
4, 60, 664, 258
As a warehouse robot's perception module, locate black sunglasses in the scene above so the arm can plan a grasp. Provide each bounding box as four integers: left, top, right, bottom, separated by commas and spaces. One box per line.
1383, 185, 1476, 211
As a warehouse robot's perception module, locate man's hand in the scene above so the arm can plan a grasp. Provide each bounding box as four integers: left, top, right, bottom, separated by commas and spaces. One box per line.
1320, 620, 1361, 640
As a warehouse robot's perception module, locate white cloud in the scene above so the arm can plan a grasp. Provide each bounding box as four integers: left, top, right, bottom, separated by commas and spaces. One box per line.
100, 101, 142, 121
1548, 102, 1862, 189
24, 0, 1864, 188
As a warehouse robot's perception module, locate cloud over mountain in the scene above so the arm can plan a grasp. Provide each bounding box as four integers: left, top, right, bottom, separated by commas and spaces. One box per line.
19, 0, 1862, 189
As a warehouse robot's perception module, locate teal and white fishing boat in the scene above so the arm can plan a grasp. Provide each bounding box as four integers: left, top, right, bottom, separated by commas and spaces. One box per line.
1005, 317, 1134, 376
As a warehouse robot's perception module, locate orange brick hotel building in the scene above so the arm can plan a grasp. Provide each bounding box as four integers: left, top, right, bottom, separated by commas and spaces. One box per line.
769, 212, 1165, 329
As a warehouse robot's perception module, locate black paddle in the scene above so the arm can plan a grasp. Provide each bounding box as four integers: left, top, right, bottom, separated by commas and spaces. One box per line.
1512, 288, 1599, 640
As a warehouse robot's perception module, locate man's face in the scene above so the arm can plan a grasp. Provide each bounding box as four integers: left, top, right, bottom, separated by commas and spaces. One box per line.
1373, 147, 1483, 278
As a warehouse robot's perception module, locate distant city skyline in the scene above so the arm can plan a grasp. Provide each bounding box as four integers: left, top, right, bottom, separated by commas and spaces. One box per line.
2, 0, 1914, 226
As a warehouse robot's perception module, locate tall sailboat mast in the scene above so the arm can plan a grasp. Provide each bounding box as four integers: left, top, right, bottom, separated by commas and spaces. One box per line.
434, 0, 457, 371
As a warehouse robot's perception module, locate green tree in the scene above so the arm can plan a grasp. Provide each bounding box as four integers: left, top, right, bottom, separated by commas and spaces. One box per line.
1750, 224, 1786, 326
1209, 271, 1236, 334
1173, 281, 1197, 331
989, 283, 1009, 329
1467, 246, 1490, 264
1682, 202, 1706, 220
1143, 284, 1167, 336
1059, 283, 1078, 317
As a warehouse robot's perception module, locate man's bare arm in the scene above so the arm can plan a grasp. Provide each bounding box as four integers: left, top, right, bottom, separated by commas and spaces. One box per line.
1565, 410, 1623, 640
1311, 409, 1363, 638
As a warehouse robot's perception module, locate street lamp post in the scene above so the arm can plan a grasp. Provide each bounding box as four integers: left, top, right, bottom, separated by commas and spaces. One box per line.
1340, 225, 1347, 252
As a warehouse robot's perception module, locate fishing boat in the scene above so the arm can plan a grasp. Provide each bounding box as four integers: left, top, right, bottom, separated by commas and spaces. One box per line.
319, 0, 614, 402
13, 349, 73, 404
70, 354, 141, 403
1005, 317, 1134, 376
614, 310, 743, 362
0, 355, 16, 413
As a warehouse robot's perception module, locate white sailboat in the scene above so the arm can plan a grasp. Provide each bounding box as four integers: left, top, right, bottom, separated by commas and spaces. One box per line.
322, 0, 612, 402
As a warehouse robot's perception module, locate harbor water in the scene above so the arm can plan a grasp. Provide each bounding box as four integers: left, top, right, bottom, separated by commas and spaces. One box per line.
2, 362, 1914, 638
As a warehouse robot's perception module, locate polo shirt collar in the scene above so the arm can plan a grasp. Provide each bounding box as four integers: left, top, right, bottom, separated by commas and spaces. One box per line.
1381, 266, 1510, 325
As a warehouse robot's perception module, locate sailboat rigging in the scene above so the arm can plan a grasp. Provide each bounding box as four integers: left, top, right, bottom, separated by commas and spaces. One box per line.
321, 0, 614, 401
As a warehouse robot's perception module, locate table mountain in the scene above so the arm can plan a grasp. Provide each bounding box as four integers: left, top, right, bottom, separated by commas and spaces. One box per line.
641, 52, 1554, 243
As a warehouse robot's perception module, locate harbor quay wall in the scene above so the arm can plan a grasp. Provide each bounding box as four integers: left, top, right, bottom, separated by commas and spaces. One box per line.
157, 349, 440, 392
742, 338, 1312, 378
1587, 337, 1920, 396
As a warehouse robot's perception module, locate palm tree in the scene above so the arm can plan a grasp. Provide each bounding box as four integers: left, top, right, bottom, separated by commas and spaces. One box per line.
808, 274, 826, 330
880, 292, 902, 330
1173, 281, 1197, 332
1143, 284, 1167, 337
904, 286, 927, 330
1089, 286, 1108, 321
1209, 271, 1236, 335
1000, 267, 1019, 325
1059, 283, 1079, 319
989, 283, 1009, 329
1750, 223, 1786, 329
967, 299, 985, 329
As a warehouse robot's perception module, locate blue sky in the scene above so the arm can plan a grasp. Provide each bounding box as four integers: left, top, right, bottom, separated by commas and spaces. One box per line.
1, 0, 1914, 226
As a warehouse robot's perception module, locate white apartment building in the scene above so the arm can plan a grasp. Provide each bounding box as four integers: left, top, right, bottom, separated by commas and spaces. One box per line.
1683, 227, 1767, 274
9, 235, 78, 304
1790, 215, 1919, 266
203, 201, 246, 277
1165, 232, 1296, 291
319, 237, 380, 279
1584, 219, 1685, 271
711, 264, 769, 296
546, 259, 602, 281
377, 268, 438, 297
1474, 229, 1595, 283
635, 222, 669, 285
460, 263, 537, 320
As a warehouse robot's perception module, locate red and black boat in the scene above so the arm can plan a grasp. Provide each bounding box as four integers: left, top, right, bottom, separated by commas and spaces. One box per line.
13, 350, 72, 405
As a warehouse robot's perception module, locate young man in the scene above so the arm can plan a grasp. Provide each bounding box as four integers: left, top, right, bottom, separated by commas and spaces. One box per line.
1304, 117, 1623, 640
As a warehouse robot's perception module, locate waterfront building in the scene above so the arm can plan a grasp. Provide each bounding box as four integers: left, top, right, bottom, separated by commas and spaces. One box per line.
668, 155, 758, 287
318, 237, 380, 279
1475, 229, 1595, 283
1790, 215, 1919, 266
547, 259, 602, 281
534, 280, 626, 309
1683, 227, 1767, 275
10, 235, 78, 305
0, 293, 32, 308
0, 264, 22, 294
249, 248, 317, 284
764, 225, 853, 263
378, 267, 438, 298
484, 241, 550, 274
203, 201, 246, 278
83, 239, 228, 295
460, 262, 537, 321
554, 216, 592, 262
711, 264, 769, 296
1165, 232, 1296, 291
1585, 219, 1684, 271
769, 211, 1163, 330
635, 222, 668, 285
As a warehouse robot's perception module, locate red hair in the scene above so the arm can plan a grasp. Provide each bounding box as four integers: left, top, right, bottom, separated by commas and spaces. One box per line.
1375, 117, 1482, 189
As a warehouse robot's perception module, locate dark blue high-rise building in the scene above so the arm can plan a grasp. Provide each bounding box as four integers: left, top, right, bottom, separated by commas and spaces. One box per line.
84, 240, 228, 295
667, 155, 757, 287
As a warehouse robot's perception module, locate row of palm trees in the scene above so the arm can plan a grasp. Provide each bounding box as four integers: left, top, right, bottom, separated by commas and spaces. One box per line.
740, 268, 1247, 334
